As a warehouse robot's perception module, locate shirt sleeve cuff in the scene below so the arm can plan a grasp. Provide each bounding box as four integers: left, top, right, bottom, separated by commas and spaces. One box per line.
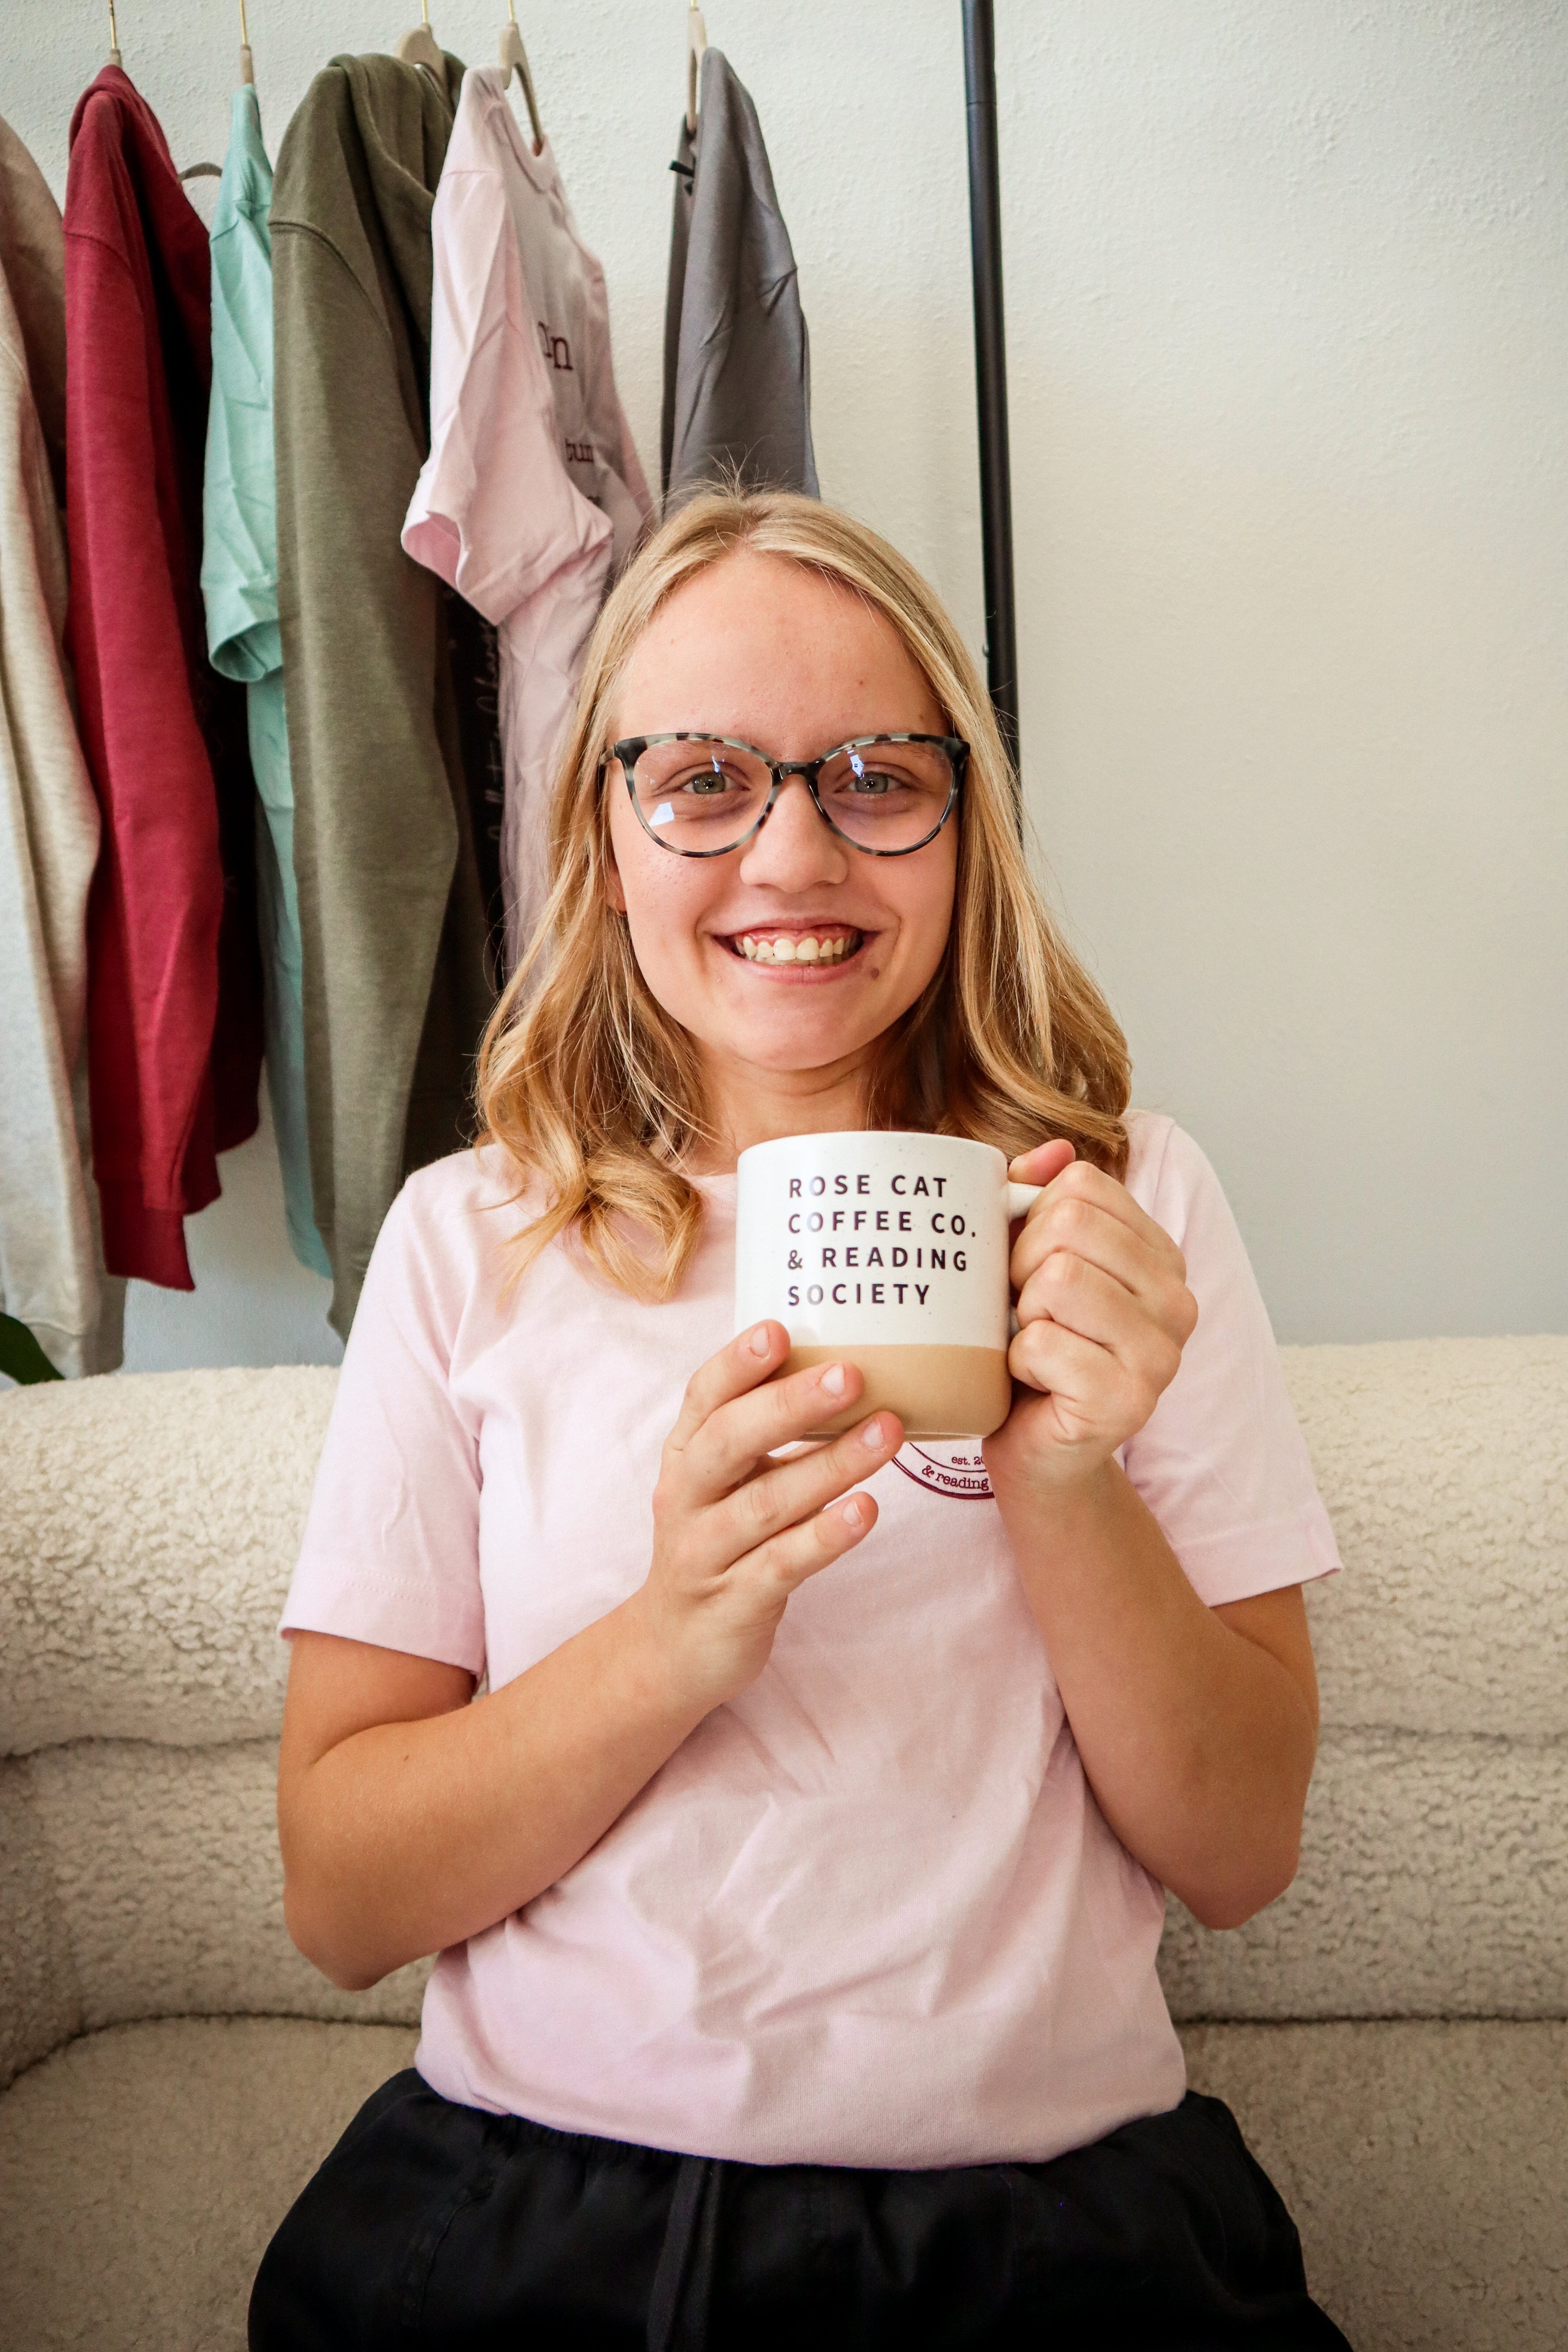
1168, 1509, 1343, 1609
280, 1580, 486, 1680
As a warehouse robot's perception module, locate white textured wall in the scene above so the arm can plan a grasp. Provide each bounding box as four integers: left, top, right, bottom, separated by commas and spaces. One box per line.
4, 0, 1563, 1361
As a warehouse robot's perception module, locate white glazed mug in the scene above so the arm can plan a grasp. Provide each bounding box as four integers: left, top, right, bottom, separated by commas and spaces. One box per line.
735, 1131, 1044, 1439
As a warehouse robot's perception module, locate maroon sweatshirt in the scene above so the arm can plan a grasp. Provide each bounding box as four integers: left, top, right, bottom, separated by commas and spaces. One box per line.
65, 66, 261, 1289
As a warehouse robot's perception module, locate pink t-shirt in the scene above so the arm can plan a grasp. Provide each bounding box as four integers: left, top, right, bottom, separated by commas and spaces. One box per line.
402, 68, 651, 973
283, 1112, 1340, 2167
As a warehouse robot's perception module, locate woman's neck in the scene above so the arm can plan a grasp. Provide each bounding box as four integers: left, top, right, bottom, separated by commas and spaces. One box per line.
685, 1049, 876, 1175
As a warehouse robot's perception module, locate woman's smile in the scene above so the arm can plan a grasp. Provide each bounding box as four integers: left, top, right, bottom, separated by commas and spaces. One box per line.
717, 920, 866, 970
729, 913, 865, 959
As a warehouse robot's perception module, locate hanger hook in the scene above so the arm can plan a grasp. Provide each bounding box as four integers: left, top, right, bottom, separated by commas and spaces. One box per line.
107, 0, 121, 65
499, 0, 544, 152
686, 0, 708, 137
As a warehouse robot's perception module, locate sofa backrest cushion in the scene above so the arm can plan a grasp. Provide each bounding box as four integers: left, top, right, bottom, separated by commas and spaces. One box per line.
1290, 1336, 1568, 1737
1, 1368, 335, 1753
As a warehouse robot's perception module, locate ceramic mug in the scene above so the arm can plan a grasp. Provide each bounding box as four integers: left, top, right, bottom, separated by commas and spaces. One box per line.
734, 1131, 1044, 1439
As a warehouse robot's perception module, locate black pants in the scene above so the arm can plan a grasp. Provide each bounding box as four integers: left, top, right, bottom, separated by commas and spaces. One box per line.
250, 2071, 1352, 2351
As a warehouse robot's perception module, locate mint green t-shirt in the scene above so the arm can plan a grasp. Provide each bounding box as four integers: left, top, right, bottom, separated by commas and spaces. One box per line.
201, 85, 329, 1280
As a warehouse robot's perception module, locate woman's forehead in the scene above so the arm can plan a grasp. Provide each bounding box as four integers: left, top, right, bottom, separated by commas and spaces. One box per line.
611, 551, 944, 745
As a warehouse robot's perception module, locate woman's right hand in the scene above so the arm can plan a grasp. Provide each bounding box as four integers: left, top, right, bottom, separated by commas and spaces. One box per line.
634, 1321, 903, 1712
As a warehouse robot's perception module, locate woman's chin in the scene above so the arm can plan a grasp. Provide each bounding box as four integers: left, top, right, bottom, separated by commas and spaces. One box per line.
694, 1012, 885, 1083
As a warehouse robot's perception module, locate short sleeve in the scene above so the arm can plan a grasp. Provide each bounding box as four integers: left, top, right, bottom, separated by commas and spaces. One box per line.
201, 97, 281, 684
280, 1176, 487, 1674
401, 159, 609, 626
1122, 1117, 1341, 1608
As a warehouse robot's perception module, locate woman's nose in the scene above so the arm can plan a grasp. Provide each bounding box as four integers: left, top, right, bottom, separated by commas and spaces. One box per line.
737, 775, 849, 890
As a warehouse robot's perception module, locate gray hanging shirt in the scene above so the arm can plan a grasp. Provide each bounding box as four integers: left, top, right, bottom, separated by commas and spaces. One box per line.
662, 47, 818, 506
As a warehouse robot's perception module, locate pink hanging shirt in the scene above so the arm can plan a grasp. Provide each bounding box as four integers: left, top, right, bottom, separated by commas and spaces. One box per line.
283, 1111, 1340, 2168
402, 68, 651, 972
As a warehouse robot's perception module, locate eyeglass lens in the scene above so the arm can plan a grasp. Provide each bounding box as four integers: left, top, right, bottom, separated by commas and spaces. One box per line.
627, 739, 955, 854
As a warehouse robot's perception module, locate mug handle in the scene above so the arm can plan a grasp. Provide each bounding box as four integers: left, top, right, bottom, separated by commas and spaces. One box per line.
1005, 1183, 1044, 1337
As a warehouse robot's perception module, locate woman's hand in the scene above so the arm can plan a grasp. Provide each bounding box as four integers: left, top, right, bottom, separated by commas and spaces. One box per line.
985, 1141, 1197, 1496
633, 1324, 904, 1713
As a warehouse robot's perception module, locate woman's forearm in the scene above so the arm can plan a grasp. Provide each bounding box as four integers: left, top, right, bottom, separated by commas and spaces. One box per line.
995, 1462, 1318, 1927
279, 1597, 708, 1990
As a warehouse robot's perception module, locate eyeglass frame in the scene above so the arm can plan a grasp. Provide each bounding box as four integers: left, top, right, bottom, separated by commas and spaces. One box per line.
603, 732, 970, 859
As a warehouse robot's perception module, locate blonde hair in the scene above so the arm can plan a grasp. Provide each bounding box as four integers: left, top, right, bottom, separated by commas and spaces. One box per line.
475, 490, 1130, 1301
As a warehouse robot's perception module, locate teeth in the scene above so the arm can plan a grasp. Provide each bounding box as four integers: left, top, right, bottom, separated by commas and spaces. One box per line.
735, 931, 858, 964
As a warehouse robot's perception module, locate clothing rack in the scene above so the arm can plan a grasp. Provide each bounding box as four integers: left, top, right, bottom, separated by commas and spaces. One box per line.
961, 0, 1018, 781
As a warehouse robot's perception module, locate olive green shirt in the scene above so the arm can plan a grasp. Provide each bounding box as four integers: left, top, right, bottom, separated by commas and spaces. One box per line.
272, 52, 493, 1336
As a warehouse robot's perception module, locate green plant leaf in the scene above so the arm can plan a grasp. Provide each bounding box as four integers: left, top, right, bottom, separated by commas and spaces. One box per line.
0, 1313, 64, 1384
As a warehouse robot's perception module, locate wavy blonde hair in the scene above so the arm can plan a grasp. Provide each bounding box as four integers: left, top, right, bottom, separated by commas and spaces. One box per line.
475, 490, 1129, 1300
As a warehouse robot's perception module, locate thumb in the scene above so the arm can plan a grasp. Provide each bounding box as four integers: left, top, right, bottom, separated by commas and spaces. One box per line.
1008, 1137, 1077, 1189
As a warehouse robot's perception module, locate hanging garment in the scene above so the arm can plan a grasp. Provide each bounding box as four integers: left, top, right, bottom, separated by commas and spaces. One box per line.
0, 129, 121, 1377
273, 53, 496, 1339
0, 117, 89, 1058
202, 85, 330, 1282
403, 66, 652, 973
65, 66, 263, 1292
0, 117, 66, 503
663, 47, 818, 506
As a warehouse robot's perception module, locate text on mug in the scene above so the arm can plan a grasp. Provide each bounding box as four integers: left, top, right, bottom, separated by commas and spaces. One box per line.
787, 1174, 950, 1198
788, 1283, 931, 1307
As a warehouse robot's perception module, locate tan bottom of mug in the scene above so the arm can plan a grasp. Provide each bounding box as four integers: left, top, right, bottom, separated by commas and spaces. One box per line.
784, 1343, 1012, 1441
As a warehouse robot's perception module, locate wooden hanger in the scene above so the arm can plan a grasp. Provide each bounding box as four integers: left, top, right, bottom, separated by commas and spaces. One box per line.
499, 2, 544, 155
685, 1, 708, 137
103, 1, 223, 172
395, 2, 446, 85
176, 0, 253, 172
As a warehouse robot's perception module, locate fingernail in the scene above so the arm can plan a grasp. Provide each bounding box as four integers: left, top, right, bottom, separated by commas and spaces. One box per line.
749, 1324, 773, 1357
840, 1495, 867, 1530
821, 1362, 847, 1397
860, 1414, 887, 1450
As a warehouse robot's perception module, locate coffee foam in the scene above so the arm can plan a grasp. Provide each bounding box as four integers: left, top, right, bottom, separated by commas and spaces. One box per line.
784, 1344, 1012, 1441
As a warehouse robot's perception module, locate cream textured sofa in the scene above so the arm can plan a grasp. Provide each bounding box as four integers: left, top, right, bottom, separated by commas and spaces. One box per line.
2, 1339, 1565, 2352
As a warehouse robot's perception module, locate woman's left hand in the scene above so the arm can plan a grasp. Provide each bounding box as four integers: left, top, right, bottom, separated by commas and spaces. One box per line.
984, 1139, 1198, 1495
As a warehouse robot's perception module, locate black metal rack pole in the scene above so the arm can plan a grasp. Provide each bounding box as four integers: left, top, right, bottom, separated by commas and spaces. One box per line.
961, 0, 1019, 782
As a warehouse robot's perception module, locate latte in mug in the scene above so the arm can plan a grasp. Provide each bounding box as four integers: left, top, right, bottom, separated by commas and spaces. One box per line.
735, 1132, 1045, 1439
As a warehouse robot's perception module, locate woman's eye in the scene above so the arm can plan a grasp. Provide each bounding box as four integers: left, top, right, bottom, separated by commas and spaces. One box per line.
658, 766, 746, 797
844, 768, 901, 796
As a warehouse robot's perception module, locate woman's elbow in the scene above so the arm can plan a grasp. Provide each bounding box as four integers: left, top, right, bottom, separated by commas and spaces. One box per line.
1179, 1827, 1302, 1932
282, 1875, 390, 1994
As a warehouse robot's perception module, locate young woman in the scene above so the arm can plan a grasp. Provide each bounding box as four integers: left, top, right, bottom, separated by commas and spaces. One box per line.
252, 493, 1349, 2349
